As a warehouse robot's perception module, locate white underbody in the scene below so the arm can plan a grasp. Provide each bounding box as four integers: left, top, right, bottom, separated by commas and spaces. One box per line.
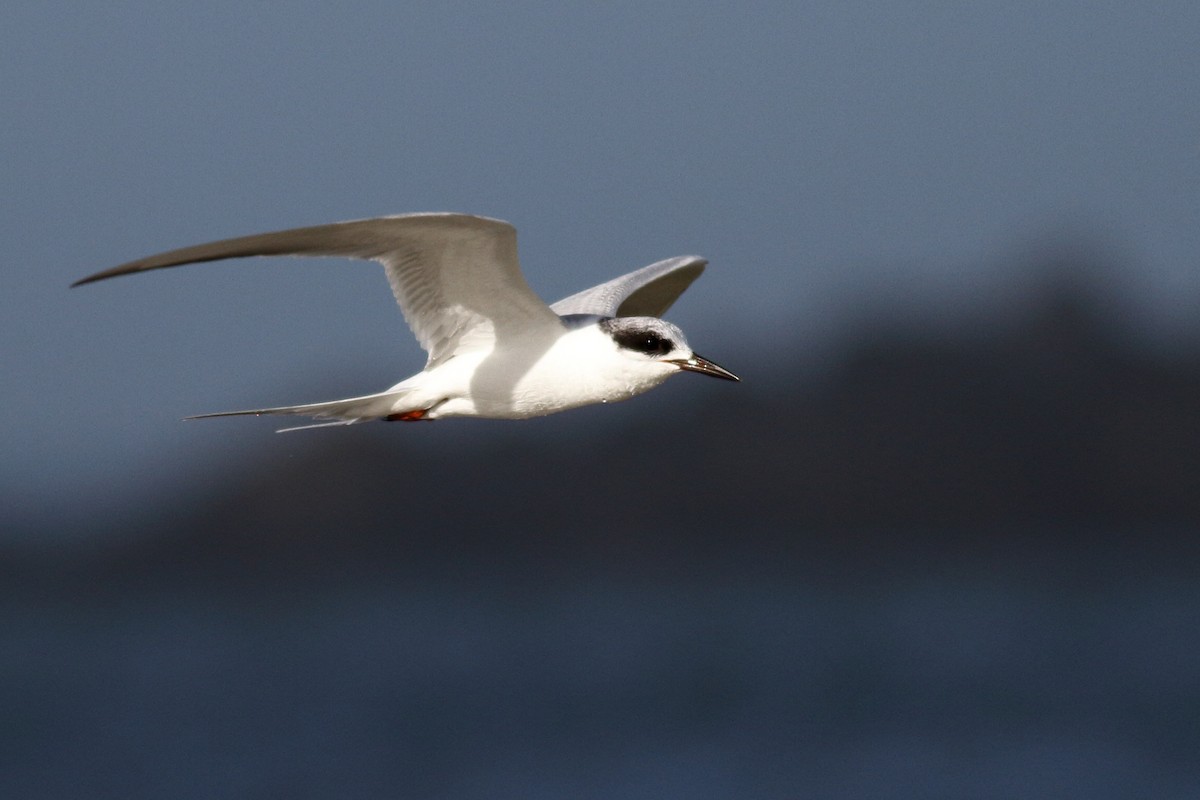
388, 323, 678, 419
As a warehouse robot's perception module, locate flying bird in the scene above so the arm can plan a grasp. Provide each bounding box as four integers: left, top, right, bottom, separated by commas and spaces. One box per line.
73, 213, 738, 430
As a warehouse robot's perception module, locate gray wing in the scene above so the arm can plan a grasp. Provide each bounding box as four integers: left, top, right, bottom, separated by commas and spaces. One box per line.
549, 256, 706, 318
74, 213, 565, 366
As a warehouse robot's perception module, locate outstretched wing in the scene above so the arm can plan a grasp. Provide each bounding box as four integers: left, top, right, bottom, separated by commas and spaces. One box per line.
74, 213, 565, 366
549, 256, 706, 318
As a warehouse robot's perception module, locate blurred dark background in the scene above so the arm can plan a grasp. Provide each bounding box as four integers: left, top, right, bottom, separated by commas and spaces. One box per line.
7, 249, 1199, 798
4, 4, 1200, 798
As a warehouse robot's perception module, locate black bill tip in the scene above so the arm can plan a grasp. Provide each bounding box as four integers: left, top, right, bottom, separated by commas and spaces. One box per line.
672, 353, 740, 382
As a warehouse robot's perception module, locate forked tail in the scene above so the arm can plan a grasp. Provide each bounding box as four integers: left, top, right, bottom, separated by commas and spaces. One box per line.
185, 388, 412, 432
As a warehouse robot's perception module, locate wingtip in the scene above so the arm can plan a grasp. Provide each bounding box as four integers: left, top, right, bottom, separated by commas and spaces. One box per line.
71, 268, 122, 288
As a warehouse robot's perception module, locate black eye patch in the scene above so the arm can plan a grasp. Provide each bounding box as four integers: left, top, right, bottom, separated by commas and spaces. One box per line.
614, 329, 674, 356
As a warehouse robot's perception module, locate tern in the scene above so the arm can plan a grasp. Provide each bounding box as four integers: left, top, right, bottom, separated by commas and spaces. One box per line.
73, 213, 738, 431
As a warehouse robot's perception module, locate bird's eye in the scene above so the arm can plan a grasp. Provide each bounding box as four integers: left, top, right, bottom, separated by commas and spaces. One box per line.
635, 334, 672, 356
609, 324, 676, 357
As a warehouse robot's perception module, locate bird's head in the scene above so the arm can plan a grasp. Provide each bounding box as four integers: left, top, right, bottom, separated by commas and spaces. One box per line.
599, 317, 739, 383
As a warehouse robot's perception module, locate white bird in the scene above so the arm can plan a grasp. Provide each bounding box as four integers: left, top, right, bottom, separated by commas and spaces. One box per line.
73, 213, 738, 431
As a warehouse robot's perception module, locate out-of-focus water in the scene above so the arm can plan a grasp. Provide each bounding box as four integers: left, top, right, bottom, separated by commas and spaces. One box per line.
3, 546, 1196, 799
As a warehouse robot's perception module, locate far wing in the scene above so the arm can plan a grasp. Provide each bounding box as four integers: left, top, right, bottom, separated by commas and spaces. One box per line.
549, 256, 706, 318
74, 213, 565, 365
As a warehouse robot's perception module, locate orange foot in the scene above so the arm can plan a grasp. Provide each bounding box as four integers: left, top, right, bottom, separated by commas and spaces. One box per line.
385, 409, 431, 422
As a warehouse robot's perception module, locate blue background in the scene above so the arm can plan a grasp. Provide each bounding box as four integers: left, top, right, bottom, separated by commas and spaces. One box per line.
3, 3, 1199, 797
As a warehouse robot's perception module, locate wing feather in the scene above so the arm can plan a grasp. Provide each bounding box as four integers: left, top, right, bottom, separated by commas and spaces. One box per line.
549, 256, 706, 318
73, 213, 564, 364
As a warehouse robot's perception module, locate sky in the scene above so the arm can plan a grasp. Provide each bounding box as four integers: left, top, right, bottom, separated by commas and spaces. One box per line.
4, 2, 1199, 532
